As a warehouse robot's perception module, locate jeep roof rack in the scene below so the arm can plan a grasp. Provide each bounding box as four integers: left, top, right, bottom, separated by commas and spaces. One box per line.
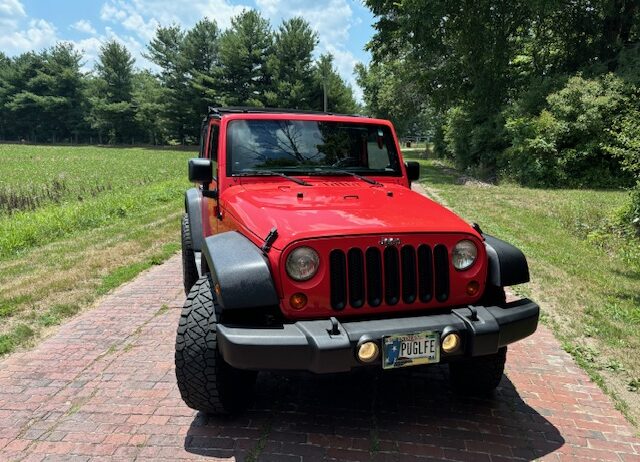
207, 106, 365, 118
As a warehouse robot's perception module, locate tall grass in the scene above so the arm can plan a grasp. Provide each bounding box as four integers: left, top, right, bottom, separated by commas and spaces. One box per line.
0, 144, 186, 212
0, 179, 183, 258
0, 144, 193, 356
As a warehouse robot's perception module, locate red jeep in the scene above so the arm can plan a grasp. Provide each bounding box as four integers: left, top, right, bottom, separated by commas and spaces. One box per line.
175, 107, 539, 415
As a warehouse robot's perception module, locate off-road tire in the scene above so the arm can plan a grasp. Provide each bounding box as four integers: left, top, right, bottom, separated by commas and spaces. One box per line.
449, 285, 508, 395
175, 276, 257, 415
181, 214, 199, 295
449, 347, 507, 395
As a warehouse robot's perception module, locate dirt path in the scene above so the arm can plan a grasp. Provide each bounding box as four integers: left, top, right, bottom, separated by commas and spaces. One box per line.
0, 256, 639, 461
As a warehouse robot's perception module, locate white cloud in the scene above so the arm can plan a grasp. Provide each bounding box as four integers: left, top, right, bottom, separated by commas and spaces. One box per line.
0, 0, 25, 31
0, 18, 58, 54
72, 36, 104, 71
100, 1, 160, 41
0, 0, 26, 17
92, 0, 250, 71
255, 0, 279, 16
100, 0, 248, 34
71, 19, 97, 35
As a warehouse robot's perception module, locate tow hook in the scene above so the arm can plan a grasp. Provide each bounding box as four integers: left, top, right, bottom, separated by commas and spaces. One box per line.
466, 306, 479, 321
328, 317, 340, 336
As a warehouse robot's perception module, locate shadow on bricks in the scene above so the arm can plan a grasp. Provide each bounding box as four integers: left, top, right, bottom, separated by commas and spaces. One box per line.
183, 364, 564, 461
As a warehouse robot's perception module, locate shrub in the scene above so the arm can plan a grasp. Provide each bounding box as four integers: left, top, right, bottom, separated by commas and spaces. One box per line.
502, 109, 566, 186
603, 104, 640, 233
443, 106, 506, 177
443, 106, 473, 168
502, 73, 635, 188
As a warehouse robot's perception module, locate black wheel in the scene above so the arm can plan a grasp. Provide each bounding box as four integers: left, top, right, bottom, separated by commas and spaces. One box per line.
181, 214, 199, 295
449, 347, 507, 395
175, 276, 257, 415
449, 285, 507, 395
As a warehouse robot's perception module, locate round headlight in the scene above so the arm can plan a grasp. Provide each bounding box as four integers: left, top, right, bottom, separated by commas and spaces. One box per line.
286, 247, 320, 281
452, 240, 477, 270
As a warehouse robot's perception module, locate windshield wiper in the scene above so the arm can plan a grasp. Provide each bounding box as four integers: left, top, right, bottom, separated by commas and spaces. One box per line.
314, 169, 383, 186
235, 169, 311, 186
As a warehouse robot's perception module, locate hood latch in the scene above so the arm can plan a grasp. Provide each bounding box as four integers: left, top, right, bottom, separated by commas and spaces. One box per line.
261, 227, 278, 253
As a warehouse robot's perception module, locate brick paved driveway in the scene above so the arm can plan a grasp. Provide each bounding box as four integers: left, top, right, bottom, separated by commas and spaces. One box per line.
0, 255, 638, 462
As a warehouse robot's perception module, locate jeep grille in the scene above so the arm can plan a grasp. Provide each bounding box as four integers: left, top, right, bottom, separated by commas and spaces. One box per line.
329, 244, 450, 311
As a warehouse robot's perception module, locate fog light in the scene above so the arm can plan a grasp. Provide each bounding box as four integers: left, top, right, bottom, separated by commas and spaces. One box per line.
442, 333, 461, 353
357, 341, 379, 363
466, 281, 480, 296
289, 293, 307, 310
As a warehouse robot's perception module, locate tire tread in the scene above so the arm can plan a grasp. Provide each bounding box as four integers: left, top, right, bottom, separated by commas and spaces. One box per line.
175, 276, 255, 415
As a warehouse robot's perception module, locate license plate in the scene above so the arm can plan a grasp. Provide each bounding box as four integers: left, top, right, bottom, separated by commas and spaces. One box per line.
382, 331, 440, 369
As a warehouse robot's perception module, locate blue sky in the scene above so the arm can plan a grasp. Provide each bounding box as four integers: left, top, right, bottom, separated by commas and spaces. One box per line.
0, 0, 375, 99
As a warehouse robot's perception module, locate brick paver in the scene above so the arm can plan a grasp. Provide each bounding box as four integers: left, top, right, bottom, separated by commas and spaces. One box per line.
1, 254, 638, 461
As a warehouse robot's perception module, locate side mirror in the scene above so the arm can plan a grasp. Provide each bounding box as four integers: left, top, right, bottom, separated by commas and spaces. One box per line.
188, 158, 212, 184
406, 161, 420, 182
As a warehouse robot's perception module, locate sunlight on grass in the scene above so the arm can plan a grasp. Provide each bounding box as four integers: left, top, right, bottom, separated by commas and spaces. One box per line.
412, 155, 640, 424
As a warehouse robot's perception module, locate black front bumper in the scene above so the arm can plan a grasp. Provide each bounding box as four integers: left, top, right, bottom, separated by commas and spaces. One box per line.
217, 299, 539, 373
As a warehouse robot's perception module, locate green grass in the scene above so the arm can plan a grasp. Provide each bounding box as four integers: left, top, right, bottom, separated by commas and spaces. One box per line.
96, 242, 180, 295
0, 323, 35, 355
410, 155, 640, 424
0, 144, 194, 356
38, 303, 81, 327
0, 144, 187, 214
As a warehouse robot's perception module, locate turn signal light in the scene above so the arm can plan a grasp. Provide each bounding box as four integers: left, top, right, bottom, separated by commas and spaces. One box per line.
466, 281, 480, 296
289, 293, 308, 310
442, 333, 461, 353
357, 341, 379, 363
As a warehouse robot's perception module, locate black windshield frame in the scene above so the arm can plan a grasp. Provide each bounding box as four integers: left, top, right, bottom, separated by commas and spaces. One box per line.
225, 119, 402, 178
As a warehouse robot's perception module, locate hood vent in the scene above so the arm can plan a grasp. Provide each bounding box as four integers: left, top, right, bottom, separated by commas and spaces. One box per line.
321, 182, 353, 187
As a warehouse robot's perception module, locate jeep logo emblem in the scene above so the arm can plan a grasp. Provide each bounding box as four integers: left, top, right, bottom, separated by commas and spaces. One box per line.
379, 237, 401, 246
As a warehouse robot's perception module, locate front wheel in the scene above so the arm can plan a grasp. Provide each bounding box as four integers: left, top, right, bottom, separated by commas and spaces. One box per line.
181, 214, 199, 295
448, 347, 507, 396
175, 276, 257, 415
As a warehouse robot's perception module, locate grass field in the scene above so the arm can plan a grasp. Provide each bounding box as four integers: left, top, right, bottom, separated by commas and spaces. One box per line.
0, 144, 193, 355
405, 150, 640, 424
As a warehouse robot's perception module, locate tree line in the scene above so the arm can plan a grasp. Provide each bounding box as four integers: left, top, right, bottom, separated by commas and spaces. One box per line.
358, 0, 640, 231
0, 11, 358, 145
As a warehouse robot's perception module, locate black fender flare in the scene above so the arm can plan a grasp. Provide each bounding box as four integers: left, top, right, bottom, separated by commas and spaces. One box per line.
184, 188, 204, 252
483, 234, 530, 287
202, 231, 279, 311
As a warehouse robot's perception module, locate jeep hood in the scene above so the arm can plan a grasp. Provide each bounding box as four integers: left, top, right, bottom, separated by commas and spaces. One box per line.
223, 182, 478, 250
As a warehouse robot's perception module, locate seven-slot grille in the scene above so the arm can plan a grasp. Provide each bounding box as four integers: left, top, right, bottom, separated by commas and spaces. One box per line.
329, 244, 450, 311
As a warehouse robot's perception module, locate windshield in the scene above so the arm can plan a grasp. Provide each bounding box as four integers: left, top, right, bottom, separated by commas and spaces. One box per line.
226, 119, 401, 176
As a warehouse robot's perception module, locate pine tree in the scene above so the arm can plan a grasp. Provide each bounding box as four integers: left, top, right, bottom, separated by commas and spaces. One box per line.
92, 41, 136, 144
218, 10, 273, 106
266, 17, 318, 109
183, 18, 220, 136
145, 25, 188, 143
312, 54, 358, 114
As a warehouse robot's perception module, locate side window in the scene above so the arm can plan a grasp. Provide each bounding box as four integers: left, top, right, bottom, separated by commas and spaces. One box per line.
367, 141, 388, 169
199, 123, 209, 158
367, 128, 392, 170
209, 123, 219, 162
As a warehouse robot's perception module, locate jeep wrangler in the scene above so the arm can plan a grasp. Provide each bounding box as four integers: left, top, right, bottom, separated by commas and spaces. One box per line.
175, 107, 539, 415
